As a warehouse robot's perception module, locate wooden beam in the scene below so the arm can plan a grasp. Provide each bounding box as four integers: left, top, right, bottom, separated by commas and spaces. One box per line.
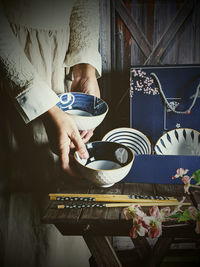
83, 235, 123, 267
148, 237, 174, 267
114, 0, 152, 59
144, 0, 194, 64
131, 236, 152, 265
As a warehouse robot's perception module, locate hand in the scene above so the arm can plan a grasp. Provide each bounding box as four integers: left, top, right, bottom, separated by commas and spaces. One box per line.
42, 105, 89, 176
71, 63, 100, 98
71, 63, 100, 140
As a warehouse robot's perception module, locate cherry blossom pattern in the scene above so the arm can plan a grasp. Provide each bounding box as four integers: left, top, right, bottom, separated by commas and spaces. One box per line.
130, 69, 159, 96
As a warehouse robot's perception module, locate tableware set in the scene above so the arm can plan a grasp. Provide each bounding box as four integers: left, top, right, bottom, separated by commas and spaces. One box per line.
57, 92, 200, 187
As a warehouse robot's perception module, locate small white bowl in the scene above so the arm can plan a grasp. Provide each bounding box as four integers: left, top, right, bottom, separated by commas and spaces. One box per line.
57, 92, 108, 130
155, 128, 200, 155
74, 141, 135, 187
102, 127, 151, 154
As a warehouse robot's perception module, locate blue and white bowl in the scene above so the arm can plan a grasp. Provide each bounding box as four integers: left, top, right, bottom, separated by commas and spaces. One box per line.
74, 141, 135, 187
102, 127, 151, 154
57, 92, 108, 130
155, 128, 200, 155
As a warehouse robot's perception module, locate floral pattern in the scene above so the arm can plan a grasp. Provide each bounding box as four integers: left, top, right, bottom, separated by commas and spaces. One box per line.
124, 168, 200, 238
130, 69, 159, 97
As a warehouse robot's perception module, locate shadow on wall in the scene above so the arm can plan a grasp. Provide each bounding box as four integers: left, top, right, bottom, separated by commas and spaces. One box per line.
96, 70, 131, 140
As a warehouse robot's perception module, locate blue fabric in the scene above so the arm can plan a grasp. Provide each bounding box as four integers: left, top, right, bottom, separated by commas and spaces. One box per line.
127, 65, 200, 184
123, 154, 200, 184
130, 65, 200, 144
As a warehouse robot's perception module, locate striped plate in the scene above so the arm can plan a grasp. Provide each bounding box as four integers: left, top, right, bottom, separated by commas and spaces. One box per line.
102, 127, 151, 155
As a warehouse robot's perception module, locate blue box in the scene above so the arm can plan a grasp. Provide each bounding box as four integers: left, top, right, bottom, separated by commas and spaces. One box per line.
123, 65, 200, 184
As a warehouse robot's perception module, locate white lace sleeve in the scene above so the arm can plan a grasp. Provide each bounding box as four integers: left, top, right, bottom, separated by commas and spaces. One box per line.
64, 0, 102, 78
0, 2, 59, 123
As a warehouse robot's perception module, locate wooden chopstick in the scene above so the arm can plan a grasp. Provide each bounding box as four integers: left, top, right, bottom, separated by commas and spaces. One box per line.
49, 193, 177, 203
57, 202, 191, 209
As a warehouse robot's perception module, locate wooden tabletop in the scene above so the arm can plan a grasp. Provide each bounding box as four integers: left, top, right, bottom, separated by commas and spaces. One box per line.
42, 180, 198, 238
41, 179, 200, 267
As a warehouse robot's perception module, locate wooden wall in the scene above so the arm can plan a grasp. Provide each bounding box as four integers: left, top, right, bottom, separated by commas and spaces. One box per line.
98, 0, 200, 136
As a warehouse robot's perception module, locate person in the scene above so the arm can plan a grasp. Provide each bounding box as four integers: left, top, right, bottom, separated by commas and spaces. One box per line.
0, 0, 101, 176
0, 0, 101, 266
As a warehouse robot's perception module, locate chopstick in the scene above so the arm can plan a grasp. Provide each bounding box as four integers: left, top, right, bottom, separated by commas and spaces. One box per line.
49, 193, 177, 203
57, 202, 191, 209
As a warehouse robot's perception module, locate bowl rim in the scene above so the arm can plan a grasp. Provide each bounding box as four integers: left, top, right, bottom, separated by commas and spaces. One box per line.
102, 127, 151, 152
74, 141, 135, 172
154, 127, 200, 154
58, 92, 109, 118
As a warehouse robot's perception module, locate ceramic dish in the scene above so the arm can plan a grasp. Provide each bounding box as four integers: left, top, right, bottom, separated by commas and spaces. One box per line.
154, 128, 200, 155
102, 127, 151, 154
57, 92, 108, 130
74, 141, 135, 187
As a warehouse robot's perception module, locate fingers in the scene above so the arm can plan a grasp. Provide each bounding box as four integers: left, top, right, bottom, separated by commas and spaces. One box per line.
70, 129, 89, 159
59, 137, 70, 171
70, 129, 94, 149
82, 129, 93, 143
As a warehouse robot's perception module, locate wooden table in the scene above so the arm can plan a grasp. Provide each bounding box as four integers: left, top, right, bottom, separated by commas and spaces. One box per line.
42, 178, 200, 267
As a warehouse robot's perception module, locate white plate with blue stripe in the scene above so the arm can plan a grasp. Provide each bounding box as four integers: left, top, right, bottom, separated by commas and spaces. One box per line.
102, 127, 151, 155
155, 128, 200, 155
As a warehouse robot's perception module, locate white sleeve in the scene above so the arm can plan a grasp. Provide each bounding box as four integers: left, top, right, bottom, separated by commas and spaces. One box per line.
0, 2, 59, 123
64, 0, 102, 78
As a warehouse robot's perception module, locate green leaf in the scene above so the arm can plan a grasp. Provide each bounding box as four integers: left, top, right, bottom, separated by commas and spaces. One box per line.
178, 209, 191, 222
192, 169, 200, 185
169, 211, 183, 219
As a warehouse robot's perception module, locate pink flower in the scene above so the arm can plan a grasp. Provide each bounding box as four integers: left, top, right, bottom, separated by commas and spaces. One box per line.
149, 206, 163, 221
143, 216, 162, 238
181, 176, 192, 194
124, 205, 146, 221
129, 218, 148, 238
181, 175, 190, 184
160, 207, 171, 220
172, 168, 189, 179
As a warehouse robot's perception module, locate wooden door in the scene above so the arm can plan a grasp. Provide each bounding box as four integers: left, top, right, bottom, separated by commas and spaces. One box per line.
98, 0, 200, 135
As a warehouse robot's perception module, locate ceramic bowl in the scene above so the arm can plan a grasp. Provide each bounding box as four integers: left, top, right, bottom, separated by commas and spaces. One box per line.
102, 127, 151, 154
57, 92, 108, 130
155, 128, 200, 155
74, 141, 135, 187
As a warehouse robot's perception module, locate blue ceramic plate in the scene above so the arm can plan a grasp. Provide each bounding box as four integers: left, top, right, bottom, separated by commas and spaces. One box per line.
155, 128, 200, 155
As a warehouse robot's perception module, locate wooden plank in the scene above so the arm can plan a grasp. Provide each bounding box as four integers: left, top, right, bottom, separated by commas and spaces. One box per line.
83, 235, 122, 267
148, 237, 174, 267
42, 185, 91, 223
80, 183, 124, 222
131, 236, 152, 265
154, 184, 184, 199
193, 0, 200, 62
189, 185, 200, 207
111, 0, 117, 70
99, 0, 112, 73
114, 0, 152, 58
144, 0, 194, 64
